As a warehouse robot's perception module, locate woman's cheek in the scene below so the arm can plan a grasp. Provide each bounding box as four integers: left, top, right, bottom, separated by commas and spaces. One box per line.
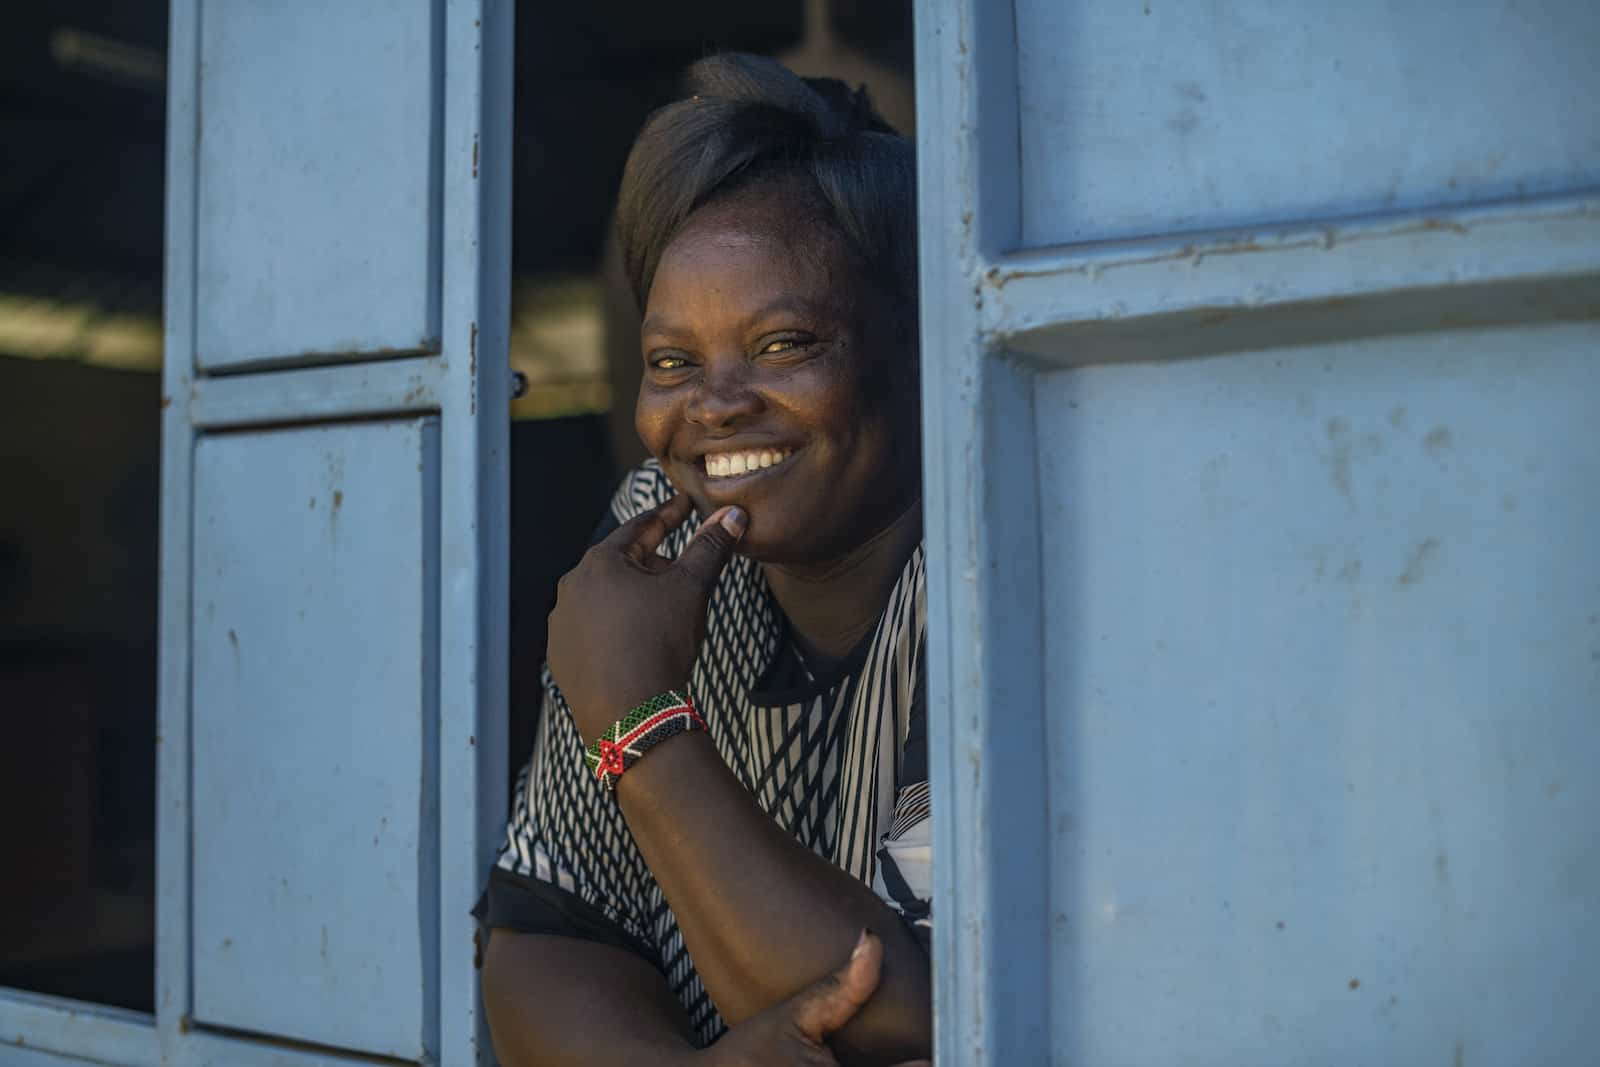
633, 391, 674, 459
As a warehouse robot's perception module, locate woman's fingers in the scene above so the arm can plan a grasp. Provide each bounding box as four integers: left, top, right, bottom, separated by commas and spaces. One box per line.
786, 929, 883, 1043
675, 505, 747, 589
606, 493, 694, 565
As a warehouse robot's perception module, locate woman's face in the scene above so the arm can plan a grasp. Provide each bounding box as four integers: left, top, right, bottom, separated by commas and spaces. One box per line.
635, 184, 919, 565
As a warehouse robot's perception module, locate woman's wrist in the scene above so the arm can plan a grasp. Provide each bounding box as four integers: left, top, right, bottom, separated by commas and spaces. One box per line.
613, 728, 723, 807
571, 674, 694, 747
584, 690, 706, 792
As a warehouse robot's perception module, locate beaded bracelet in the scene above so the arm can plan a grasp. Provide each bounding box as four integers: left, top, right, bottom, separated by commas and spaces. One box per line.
584, 690, 706, 792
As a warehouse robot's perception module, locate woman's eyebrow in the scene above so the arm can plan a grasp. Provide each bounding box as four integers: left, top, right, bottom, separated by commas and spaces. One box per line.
642, 297, 828, 341
639, 314, 692, 340
746, 296, 825, 325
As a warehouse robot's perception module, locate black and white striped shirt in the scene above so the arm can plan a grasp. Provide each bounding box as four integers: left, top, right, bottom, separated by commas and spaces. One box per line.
479, 461, 932, 1045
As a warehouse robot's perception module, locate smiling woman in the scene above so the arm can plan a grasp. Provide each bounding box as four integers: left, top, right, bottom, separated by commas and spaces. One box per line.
478, 54, 931, 1067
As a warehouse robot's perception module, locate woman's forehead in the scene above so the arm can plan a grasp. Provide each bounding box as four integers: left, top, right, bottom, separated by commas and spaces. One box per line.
649, 196, 862, 311
673, 185, 842, 261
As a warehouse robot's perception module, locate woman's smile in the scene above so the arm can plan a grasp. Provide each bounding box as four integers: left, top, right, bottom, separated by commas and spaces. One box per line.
700, 445, 797, 481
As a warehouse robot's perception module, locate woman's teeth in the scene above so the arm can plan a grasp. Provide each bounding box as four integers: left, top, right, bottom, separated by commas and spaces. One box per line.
704, 448, 793, 479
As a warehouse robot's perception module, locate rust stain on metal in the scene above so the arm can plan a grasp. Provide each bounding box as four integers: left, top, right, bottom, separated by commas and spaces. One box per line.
1397, 538, 1441, 586
160, 394, 172, 409
1423, 425, 1453, 456
981, 201, 1562, 293
1348, 978, 1361, 991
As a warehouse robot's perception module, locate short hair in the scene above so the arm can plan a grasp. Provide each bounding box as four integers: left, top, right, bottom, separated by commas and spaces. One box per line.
615, 53, 917, 329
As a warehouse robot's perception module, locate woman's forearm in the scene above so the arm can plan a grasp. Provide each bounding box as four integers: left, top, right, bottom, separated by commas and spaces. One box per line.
616, 731, 932, 1065
482, 930, 697, 1067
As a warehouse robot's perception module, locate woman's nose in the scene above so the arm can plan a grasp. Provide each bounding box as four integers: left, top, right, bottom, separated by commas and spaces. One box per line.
685, 363, 763, 429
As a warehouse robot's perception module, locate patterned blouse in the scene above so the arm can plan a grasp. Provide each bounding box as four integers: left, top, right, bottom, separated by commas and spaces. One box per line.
478, 461, 932, 1045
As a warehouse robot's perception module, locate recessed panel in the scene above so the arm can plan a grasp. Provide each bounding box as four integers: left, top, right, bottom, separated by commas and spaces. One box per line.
191, 419, 438, 1059
1015, 0, 1600, 247
1035, 322, 1600, 1065
195, 1, 440, 370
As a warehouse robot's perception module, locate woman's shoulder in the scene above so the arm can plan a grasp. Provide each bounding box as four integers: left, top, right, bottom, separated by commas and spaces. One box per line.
604, 459, 706, 563
607, 458, 678, 524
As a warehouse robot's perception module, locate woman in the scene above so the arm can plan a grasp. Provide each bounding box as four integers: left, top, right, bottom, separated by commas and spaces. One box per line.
479, 54, 932, 1067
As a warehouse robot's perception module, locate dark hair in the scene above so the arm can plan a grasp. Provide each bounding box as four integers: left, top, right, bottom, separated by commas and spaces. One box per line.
615, 53, 917, 328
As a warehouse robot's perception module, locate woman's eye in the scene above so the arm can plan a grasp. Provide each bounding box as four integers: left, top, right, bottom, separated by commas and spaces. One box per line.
759, 336, 814, 356
650, 354, 689, 371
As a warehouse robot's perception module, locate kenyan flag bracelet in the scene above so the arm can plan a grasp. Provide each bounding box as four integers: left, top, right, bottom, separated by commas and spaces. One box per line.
584, 690, 707, 792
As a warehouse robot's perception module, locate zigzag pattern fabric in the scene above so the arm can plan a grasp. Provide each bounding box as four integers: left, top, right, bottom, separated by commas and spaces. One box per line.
490, 460, 929, 1045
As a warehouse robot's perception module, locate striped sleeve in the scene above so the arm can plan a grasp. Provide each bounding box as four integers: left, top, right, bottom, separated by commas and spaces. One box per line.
476, 463, 680, 967
873, 662, 932, 949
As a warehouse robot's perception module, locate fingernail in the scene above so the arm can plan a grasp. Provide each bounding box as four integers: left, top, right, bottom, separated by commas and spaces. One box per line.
850, 928, 871, 960
720, 506, 747, 538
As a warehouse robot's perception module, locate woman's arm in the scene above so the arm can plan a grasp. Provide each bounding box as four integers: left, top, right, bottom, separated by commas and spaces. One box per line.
543, 496, 932, 1064
482, 931, 696, 1067
483, 927, 928, 1067
617, 731, 932, 1065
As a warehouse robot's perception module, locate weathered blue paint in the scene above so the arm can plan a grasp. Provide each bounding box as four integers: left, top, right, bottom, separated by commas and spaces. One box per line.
0, 991, 156, 1067
914, 2, 1051, 1065
916, 1, 1600, 1064
195, 1, 443, 371
19, 2, 497, 1066
1013, 2, 1600, 247
189, 419, 441, 1059
1037, 323, 1600, 1065
4, 1, 508, 1063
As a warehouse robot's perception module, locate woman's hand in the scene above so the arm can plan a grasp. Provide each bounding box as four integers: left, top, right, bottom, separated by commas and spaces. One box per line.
695, 931, 930, 1067
547, 494, 746, 744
